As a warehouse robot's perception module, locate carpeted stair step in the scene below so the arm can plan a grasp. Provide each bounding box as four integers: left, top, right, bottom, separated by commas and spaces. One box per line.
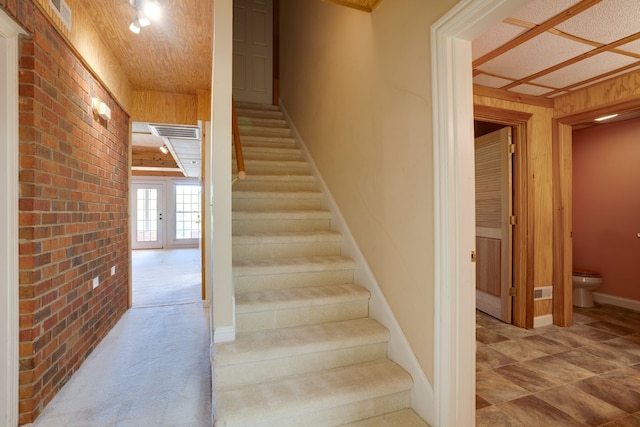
215, 318, 388, 388
232, 209, 331, 234
235, 283, 370, 333
236, 108, 285, 120
235, 145, 303, 161
232, 190, 323, 210
240, 135, 297, 148
214, 359, 413, 427
239, 125, 292, 138
339, 410, 430, 427
232, 173, 316, 192
233, 158, 309, 175
237, 116, 287, 129
234, 101, 280, 111
233, 255, 355, 293
233, 230, 342, 260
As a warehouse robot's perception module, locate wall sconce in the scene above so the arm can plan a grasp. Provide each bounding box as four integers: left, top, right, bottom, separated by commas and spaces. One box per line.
91, 98, 111, 121
159, 145, 169, 155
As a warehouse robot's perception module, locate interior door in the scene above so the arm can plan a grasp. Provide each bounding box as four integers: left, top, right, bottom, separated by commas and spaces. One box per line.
132, 184, 164, 250
233, 0, 273, 104
475, 127, 513, 323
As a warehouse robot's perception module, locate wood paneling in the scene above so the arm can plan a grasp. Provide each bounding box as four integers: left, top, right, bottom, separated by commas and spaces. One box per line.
534, 299, 553, 317
554, 70, 640, 118
197, 89, 211, 122
32, 0, 133, 112
76, 0, 213, 95
131, 91, 198, 124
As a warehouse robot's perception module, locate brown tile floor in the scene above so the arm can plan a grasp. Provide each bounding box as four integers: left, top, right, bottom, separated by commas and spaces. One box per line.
476, 304, 640, 426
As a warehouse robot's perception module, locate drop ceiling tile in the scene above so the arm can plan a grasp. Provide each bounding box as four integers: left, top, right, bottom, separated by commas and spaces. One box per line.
570, 65, 640, 90
472, 23, 528, 61
617, 38, 640, 55
555, 0, 640, 44
508, 84, 553, 96
510, 0, 581, 25
531, 51, 638, 88
473, 74, 513, 88
477, 32, 593, 80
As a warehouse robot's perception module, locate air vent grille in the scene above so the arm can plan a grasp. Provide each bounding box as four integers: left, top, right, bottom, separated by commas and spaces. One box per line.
49, 0, 72, 31
148, 124, 201, 140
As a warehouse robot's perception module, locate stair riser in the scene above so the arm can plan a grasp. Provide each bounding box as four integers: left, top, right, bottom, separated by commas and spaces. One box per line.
237, 118, 287, 128
232, 197, 323, 211
236, 299, 369, 333
232, 240, 341, 261
235, 151, 302, 162
234, 270, 354, 294
233, 218, 330, 234
217, 390, 412, 427
232, 180, 316, 192
215, 342, 387, 389
241, 136, 296, 147
240, 128, 292, 138
233, 165, 310, 175
237, 110, 285, 120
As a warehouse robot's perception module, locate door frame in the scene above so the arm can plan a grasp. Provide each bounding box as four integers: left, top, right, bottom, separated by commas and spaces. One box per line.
431, 0, 531, 425
0, 10, 25, 427
475, 106, 531, 328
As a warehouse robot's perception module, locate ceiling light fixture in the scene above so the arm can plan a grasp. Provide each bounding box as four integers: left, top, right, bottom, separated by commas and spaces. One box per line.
594, 113, 618, 122
159, 145, 169, 155
128, 0, 161, 34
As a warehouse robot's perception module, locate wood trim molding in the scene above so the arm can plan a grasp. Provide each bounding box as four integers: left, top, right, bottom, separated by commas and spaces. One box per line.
0, 10, 26, 427
474, 85, 555, 109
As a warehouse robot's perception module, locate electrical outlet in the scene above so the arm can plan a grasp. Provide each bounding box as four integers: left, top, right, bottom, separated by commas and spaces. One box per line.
111, 266, 116, 276
93, 277, 99, 289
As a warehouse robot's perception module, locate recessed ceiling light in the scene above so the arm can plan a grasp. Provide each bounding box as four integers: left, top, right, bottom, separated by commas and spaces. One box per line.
594, 114, 618, 122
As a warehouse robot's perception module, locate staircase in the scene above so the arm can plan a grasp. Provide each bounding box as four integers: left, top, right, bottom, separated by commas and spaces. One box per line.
213, 102, 429, 427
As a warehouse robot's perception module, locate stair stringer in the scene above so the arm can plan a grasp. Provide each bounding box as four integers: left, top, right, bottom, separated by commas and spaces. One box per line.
279, 102, 435, 426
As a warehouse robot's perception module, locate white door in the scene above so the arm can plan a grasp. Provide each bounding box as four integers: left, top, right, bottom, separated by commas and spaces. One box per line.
475, 127, 513, 323
132, 184, 165, 250
233, 0, 273, 104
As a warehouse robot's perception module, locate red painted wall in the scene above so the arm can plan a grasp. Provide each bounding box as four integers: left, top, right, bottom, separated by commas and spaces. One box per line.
2, 1, 130, 423
573, 118, 640, 302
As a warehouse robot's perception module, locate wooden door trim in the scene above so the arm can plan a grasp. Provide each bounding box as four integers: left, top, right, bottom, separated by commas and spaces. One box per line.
475, 105, 532, 328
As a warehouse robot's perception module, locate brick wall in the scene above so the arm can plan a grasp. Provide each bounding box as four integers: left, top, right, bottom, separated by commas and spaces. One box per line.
3, 1, 131, 423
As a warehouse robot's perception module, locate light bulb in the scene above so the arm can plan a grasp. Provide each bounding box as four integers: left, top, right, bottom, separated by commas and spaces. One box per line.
129, 19, 141, 34
143, 0, 161, 21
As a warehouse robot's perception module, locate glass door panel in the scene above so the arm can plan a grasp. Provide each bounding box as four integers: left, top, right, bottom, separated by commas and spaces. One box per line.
132, 184, 164, 249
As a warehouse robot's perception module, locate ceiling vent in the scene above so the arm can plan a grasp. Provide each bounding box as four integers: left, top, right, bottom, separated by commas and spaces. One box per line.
49, 0, 72, 32
148, 124, 201, 140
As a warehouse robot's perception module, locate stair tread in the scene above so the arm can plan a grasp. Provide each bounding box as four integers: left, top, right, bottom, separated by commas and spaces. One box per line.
216, 318, 387, 366
233, 209, 331, 219
235, 101, 280, 111
340, 410, 429, 427
233, 255, 355, 274
243, 158, 307, 166
236, 283, 370, 313
233, 230, 342, 244
215, 359, 412, 425
238, 174, 313, 182
232, 190, 322, 199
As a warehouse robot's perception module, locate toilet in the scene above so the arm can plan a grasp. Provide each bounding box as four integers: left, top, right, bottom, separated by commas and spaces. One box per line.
572, 269, 603, 308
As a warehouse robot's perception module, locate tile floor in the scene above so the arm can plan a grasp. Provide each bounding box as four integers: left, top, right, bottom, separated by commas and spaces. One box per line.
476, 304, 640, 426
28, 248, 212, 427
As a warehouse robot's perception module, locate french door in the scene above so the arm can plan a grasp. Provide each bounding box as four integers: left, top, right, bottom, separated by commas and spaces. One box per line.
132, 184, 164, 249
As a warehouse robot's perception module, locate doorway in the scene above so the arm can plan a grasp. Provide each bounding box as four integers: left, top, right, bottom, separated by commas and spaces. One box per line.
131, 179, 203, 306
0, 10, 24, 426
474, 125, 513, 324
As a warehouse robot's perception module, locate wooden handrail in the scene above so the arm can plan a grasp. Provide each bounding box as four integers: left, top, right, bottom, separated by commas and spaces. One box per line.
232, 100, 246, 182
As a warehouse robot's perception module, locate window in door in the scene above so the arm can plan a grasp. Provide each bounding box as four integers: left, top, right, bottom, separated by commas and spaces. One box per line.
132, 183, 164, 250
175, 184, 201, 243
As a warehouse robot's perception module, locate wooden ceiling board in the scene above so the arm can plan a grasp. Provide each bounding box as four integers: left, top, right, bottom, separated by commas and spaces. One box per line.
76, 0, 213, 94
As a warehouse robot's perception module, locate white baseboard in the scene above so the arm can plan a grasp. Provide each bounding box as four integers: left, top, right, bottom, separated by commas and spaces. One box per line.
280, 102, 435, 425
593, 292, 640, 312
213, 325, 236, 343
533, 314, 553, 328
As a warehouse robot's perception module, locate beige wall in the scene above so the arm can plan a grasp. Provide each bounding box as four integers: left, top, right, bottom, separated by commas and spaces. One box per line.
279, 0, 458, 381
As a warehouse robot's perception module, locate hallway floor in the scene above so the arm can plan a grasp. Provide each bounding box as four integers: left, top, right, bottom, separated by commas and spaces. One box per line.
476, 304, 640, 426
29, 248, 211, 427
